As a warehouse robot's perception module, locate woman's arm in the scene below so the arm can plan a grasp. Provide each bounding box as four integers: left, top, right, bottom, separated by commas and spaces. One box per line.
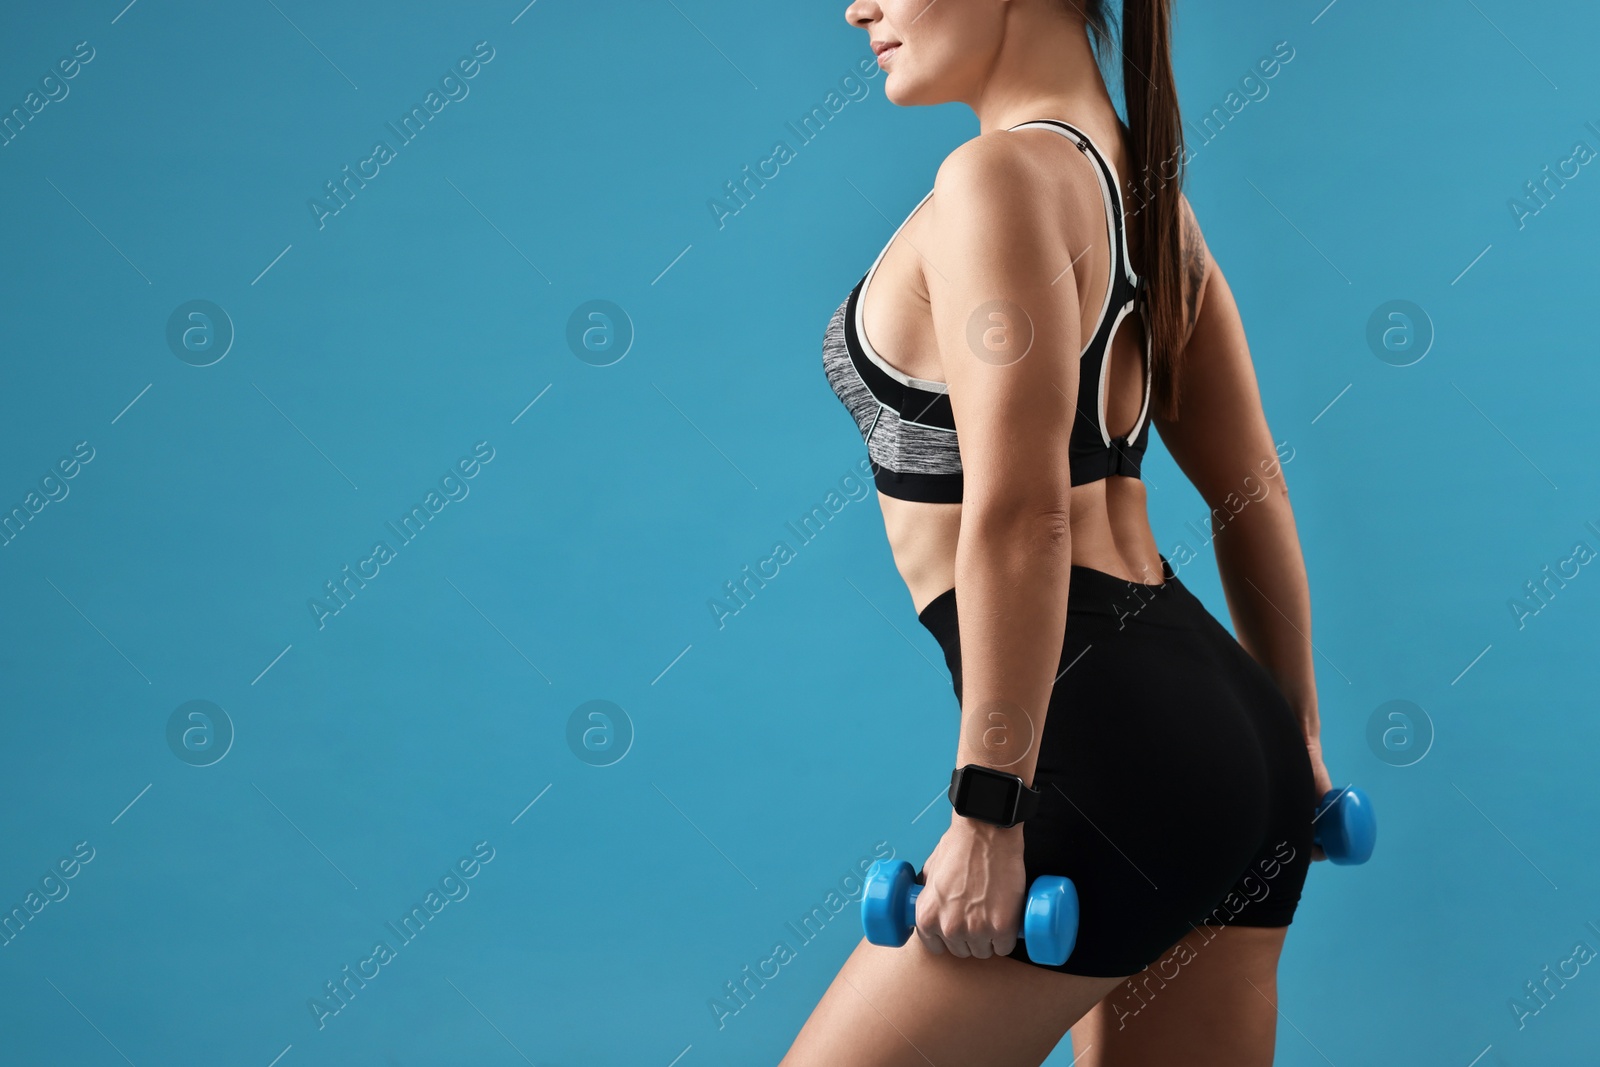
912, 130, 1088, 956
1151, 232, 1321, 749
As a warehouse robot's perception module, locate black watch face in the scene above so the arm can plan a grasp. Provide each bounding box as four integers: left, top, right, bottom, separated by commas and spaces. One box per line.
959, 768, 1017, 823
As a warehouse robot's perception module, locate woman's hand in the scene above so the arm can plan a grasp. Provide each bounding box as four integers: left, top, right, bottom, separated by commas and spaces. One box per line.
1305, 737, 1335, 862
914, 815, 1027, 958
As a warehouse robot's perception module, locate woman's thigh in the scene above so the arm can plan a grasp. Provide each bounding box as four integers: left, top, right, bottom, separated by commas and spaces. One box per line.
1070, 924, 1289, 1067
780, 937, 1127, 1067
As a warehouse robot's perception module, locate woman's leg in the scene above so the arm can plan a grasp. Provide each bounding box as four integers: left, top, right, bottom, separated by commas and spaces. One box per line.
780, 936, 1127, 1067
1070, 925, 1289, 1067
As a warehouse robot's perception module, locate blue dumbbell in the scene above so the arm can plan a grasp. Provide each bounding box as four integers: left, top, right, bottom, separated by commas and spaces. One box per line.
861, 859, 1079, 966
1313, 786, 1377, 865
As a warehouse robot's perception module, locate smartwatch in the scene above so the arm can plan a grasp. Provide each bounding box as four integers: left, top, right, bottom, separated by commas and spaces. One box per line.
948, 764, 1041, 828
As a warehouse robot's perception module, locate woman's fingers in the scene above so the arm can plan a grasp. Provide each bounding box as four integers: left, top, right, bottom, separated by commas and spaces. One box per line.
914, 889, 1017, 958
1305, 741, 1335, 862
912, 818, 1028, 959
912, 889, 946, 954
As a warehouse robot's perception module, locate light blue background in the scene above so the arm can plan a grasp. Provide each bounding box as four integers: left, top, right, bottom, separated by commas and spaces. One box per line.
1, 1, 1596, 1064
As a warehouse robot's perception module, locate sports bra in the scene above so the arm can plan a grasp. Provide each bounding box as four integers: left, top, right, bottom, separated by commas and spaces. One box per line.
820, 118, 1152, 503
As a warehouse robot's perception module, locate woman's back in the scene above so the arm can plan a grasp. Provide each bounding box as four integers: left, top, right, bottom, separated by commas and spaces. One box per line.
823, 111, 1219, 614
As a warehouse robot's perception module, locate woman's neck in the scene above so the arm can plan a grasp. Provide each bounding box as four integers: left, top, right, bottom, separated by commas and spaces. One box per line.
968, 8, 1118, 137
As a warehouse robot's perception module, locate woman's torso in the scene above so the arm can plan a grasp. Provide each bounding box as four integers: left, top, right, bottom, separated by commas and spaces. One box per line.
824, 115, 1168, 615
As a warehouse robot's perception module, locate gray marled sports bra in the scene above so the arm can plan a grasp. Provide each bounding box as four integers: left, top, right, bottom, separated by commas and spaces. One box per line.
821, 118, 1152, 503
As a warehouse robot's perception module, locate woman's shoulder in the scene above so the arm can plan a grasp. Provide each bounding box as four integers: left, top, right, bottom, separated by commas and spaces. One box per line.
926, 124, 1108, 237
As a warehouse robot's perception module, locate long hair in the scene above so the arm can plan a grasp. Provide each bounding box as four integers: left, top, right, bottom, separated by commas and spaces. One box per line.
1078, 0, 1186, 421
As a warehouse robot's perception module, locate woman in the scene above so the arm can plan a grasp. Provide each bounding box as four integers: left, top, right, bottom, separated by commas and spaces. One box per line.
789, 1, 1335, 1064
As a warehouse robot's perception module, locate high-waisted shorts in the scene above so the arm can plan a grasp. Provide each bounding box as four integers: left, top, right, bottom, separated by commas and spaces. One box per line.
914, 555, 1316, 978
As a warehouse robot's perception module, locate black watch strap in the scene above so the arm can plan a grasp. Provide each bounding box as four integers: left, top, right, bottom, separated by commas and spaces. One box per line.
1014, 776, 1041, 823
948, 764, 1041, 828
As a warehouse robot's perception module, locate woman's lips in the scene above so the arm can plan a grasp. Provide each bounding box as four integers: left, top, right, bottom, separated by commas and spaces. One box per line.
876, 44, 899, 68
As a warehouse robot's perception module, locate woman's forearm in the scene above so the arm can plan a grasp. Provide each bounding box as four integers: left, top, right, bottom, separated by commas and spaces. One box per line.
949, 504, 1076, 789
1211, 493, 1321, 743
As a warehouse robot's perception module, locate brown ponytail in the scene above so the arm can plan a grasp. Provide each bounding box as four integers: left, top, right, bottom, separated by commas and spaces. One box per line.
1080, 0, 1187, 421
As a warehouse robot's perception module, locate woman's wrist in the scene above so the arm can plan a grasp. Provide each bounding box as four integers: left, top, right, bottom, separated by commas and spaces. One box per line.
948, 810, 1026, 840
1287, 698, 1320, 748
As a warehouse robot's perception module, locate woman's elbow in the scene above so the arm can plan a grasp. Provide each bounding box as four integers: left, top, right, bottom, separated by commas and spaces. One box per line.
962, 492, 1074, 550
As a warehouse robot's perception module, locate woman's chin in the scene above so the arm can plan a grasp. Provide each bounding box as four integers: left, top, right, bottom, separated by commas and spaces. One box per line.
883, 77, 942, 108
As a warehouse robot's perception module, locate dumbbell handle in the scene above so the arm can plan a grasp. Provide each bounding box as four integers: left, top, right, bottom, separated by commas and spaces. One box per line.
862, 860, 1078, 966
885, 883, 1068, 958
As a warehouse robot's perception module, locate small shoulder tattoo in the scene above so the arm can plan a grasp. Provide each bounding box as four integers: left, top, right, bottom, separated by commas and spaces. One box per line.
1179, 195, 1211, 334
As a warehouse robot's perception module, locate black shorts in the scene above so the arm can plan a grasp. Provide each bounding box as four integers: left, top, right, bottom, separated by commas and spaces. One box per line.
914, 556, 1316, 978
